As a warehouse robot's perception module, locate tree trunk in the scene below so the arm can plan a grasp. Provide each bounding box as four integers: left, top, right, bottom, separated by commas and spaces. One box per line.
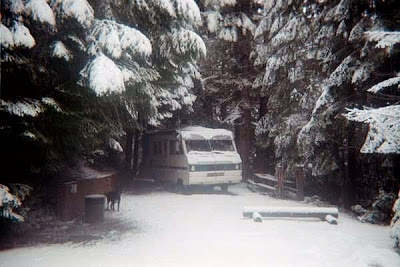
254, 96, 269, 172
341, 124, 354, 209
237, 87, 252, 179
132, 130, 141, 176
125, 129, 133, 170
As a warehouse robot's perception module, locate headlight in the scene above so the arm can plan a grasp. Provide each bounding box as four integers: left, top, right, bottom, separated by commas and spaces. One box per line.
235, 164, 241, 170
190, 165, 196, 171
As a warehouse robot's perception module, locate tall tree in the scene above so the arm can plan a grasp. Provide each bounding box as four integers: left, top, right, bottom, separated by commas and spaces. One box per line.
195, 0, 260, 177
253, 0, 400, 206
1, 0, 206, 179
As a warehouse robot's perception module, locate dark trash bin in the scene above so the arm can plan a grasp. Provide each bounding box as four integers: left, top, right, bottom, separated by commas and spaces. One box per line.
85, 194, 105, 223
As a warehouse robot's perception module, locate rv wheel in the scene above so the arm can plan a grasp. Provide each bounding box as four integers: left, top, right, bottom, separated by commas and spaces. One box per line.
176, 179, 191, 195
220, 184, 228, 193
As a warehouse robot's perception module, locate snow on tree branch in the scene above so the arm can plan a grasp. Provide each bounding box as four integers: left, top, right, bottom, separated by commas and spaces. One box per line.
88, 20, 152, 60
0, 98, 63, 117
41, 97, 62, 112
367, 76, 400, 94
160, 28, 206, 59
344, 106, 400, 154
53, 0, 94, 29
204, 11, 222, 33
50, 41, 73, 61
0, 99, 44, 117
9, 0, 25, 15
174, 0, 202, 26
0, 184, 23, 222
1, 24, 14, 49
202, 0, 237, 9
79, 54, 125, 96
218, 27, 238, 42
11, 22, 35, 49
352, 62, 375, 84
366, 31, 400, 50
25, 0, 56, 27
129, 0, 176, 20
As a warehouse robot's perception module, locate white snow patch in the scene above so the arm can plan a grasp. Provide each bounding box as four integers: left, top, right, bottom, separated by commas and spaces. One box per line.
218, 27, 237, 42
202, 0, 236, 9
366, 31, 400, 50
367, 76, 400, 94
223, 105, 241, 124
22, 131, 37, 139
344, 105, 400, 154
0, 184, 24, 222
79, 54, 125, 96
160, 28, 206, 58
174, 0, 202, 26
205, 11, 221, 33
109, 138, 123, 152
41, 97, 62, 112
179, 126, 234, 140
9, 0, 25, 15
54, 0, 94, 29
67, 35, 85, 51
11, 23, 35, 49
89, 20, 152, 59
25, 0, 56, 27
0, 184, 399, 266
1, 24, 14, 49
50, 41, 73, 61
0, 99, 44, 117
352, 62, 375, 84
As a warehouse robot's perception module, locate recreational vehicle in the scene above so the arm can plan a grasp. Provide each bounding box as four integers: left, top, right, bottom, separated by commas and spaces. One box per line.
143, 126, 242, 191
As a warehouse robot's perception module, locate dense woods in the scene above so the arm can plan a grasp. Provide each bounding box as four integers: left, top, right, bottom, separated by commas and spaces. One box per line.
1, 0, 399, 234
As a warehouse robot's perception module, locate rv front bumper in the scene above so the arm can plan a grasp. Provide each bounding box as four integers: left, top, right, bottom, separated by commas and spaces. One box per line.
187, 170, 242, 186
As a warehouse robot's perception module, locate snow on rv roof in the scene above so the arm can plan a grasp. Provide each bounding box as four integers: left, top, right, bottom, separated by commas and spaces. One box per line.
179, 126, 233, 140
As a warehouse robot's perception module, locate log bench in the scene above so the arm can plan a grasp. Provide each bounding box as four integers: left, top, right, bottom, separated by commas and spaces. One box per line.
243, 206, 339, 224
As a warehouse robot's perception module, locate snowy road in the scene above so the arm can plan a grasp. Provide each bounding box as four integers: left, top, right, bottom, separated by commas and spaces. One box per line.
1, 183, 399, 267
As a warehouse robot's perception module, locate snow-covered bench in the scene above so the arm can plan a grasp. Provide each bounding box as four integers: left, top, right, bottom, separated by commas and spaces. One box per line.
243, 206, 339, 224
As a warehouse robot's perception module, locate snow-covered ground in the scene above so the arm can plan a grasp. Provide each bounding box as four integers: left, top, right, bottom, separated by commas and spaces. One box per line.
1, 183, 399, 267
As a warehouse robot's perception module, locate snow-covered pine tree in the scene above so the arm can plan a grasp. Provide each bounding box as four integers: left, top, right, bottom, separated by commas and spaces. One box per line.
77, 0, 206, 171
0, 0, 104, 179
344, 30, 400, 154
194, 0, 260, 177
1, 0, 206, 176
297, 0, 400, 206
252, 0, 331, 175
253, 0, 399, 206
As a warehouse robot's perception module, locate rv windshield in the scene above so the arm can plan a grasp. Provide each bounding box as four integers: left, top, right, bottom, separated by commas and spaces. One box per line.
210, 140, 235, 151
185, 140, 211, 153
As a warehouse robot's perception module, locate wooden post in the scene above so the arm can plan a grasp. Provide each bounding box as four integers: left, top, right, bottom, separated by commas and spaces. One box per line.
295, 165, 305, 201
277, 164, 284, 198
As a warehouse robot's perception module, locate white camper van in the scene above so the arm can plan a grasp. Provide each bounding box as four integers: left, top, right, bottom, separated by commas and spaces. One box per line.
143, 126, 242, 191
